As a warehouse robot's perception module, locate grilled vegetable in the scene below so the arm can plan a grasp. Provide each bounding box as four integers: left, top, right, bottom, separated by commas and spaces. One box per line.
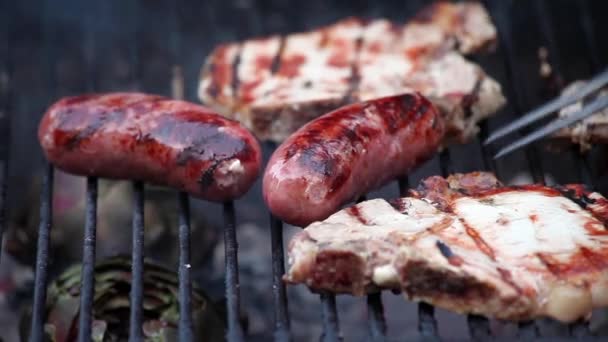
21, 256, 225, 341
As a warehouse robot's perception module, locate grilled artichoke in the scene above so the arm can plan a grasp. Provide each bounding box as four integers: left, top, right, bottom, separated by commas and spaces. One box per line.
21, 256, 225, 341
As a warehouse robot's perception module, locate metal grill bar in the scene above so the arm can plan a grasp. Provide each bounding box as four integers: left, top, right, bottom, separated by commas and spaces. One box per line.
534, 0, 595, 191
0, 0, 7, 261
129, 181, 145, 341
320, 293, 341, 342
270, 214, 290, 341
483, 1, 547, 337
485, 0, 546, 185
0, 155, 6, 260
0, 70, 8, 260
224, 201, 245, 341
77, 176, 98, 342
356, 194, 387, 341
439, 146, 494, 338
483, 0, 602, 338
29, 164, 53, 342
577, 0, 600, 71
517, 321, 539, 340
534, 2, 600, 336
576, 0, 603, 195
397, 177, 409, 195
417, 302, 438, 340
569, 320, 590, 338
366, 293, 387, 341
479, 122, 498, 173
398, 177, 440, 339
178, 192, 194, 341
467, 315, 491, 341
438, 150, 453, 176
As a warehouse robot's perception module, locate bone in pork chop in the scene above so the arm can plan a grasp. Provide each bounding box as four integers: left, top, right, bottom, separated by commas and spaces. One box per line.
199, 2, 505, 143
285, 172, 608, 323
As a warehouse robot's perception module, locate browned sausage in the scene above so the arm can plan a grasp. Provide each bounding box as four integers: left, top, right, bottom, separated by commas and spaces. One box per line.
38, 92, 262, 202
263, 93, 444, 226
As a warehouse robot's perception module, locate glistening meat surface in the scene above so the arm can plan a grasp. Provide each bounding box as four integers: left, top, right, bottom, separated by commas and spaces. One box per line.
285, 172, 608, 323
263, 93, 444, 227
38, 92, 262, 202
199, 1, 505, 143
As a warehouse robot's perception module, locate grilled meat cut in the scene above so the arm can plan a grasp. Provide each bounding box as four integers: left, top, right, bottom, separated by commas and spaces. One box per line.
552, 81, 608, 151
199, 2, 505, 143
263, 93, 444, 227
285, 172, 608, 323
38, 93, 262, 202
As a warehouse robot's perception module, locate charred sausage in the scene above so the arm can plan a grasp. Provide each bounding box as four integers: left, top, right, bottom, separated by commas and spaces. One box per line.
39, 92, 262, 202
263, 93, 444, 226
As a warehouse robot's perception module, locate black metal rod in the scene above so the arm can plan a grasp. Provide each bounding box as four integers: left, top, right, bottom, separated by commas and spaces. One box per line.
224, 201, 245, 341
467, 314, 491, 341
29, 164, 53, 342
77, 176, 98, 342
438, 150, 452, 177
478, 121, 498, 174
417, 302, 438, 339
398, 177, 440, 340
517, 321, 539, 340
366, 292, 387, 341
270, 214, 290, 341
357, 194, 387, 341
484, 0, 546, 185
0, 158, 7, 260
129, 181, 145, 341
320, 293, 340, 342
577, 0, 600, 71
178, 192, 193, 341
0, 75, 8, 260
569, 320, 592, 338
397, 176, 409, 196
533, 0, 595, 191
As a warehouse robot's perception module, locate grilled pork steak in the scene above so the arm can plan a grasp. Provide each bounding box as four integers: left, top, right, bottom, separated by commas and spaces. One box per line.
199, 2, 505, 143
285, 172, 608, 323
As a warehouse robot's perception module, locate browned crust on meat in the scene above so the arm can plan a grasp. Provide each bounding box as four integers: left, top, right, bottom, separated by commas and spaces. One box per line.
285, 172, 608, 322
199, 3, 501, 143
248, 98, 350, 142
410, 171, 502, 210
199, 43, 241, 114
552, 125, 608, 150
396, 257, 533, 319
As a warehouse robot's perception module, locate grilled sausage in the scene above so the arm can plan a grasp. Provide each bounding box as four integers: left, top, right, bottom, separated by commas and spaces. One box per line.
263, 93, 444, 226
38, 92, 262, 202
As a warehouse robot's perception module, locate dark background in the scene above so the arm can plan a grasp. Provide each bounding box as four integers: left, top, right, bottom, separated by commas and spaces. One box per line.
1, 0, 608, 341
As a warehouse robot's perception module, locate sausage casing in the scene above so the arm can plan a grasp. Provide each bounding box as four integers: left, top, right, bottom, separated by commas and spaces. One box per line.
263, 93, 444, 226
38, 93, 262, 202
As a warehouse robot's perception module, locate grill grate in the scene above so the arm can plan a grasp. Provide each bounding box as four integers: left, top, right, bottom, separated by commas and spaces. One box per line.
366, 293, 387, 341
129, 181, 145, 340
270, 214, 290, 341
0, 0, 604, 341
224, 201, 246, 341
77, 177, 98, 342
178, 192, 194, 341
0, 71, 8, 261
29, 164, 53, 342
320, 293, 341, 342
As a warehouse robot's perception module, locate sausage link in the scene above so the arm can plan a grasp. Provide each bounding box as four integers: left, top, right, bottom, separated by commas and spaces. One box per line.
38, 92, 262, 202
263, 93, 444, 226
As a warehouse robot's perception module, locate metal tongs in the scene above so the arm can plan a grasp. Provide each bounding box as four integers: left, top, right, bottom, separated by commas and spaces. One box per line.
485, 68, 608, 159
